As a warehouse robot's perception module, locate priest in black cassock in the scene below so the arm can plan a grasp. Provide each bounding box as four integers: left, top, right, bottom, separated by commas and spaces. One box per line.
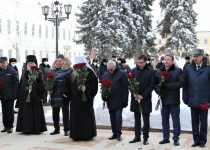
16, 55, 47, 134
69, 56, 98, 141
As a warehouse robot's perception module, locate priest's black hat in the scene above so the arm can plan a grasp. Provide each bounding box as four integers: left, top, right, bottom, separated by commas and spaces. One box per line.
26, 55, 37, 65
42, 58, 48, 63
9, 58, 17, 63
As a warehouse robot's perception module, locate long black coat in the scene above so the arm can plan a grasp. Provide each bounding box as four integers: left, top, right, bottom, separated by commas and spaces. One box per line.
99, 63, 107, 79
16, 70, 47, 134
103, 68, 129, 109
70, 68, 98, 140
155, 64, 184, 105
0, 65, 19, 100
130, 65, 156, 113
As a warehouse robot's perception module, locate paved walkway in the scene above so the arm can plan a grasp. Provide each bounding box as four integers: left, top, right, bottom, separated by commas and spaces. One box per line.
0, 107, 209, 150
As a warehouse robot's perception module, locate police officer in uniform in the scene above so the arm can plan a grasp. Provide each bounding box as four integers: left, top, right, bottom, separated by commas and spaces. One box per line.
0, 57, 19, 133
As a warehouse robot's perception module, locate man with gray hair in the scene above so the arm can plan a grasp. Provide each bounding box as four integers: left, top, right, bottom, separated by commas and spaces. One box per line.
102, 60, 128, 141
183, 48, 210, 148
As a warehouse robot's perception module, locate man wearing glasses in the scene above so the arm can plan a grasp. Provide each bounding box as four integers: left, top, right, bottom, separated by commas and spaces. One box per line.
102, 60, 129, 141
129, 54, 155, 145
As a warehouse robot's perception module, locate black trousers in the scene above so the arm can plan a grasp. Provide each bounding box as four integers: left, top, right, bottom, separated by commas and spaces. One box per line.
191, 107, 208, 145
1, 100, 14, 129
52, 106, 70, 131
134, 112, 150, 140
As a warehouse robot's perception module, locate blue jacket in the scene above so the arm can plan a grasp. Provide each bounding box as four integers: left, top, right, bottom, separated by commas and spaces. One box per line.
183, 61, 210, 108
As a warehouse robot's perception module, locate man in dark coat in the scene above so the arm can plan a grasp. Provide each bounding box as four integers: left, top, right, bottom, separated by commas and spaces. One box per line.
156, 56, 165, 70
99, 58, 108, 79
16, 55, 47, 134
183, 48, 210, 148
39, 58, 51, 105
155, 54, 184, 146
70, 56, 98, 141
129, 55, 155, 145
103, 60, 129, 141
9, 58, 18, 72
8, 58, 19, 114
0, 57, 19, 133
91, 59, 99, 77
50, 54, 73, 136
120, 59, 131, 74
183, 56, 190, 71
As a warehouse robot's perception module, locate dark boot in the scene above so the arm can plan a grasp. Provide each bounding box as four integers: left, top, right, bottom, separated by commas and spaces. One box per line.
50, 129, 60, 135
129, 137, 141, 143
1, 128, 7, 132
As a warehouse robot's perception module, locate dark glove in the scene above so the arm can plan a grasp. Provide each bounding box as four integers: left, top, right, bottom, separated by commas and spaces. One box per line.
102, 97, 108, 102
123, 102, 128, 108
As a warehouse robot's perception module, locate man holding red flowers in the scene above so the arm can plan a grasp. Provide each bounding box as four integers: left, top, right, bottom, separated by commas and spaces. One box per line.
128, 54, 155, 145
183, 48, 210, 148
102, 60, 128, 141
155, 54, 184, 146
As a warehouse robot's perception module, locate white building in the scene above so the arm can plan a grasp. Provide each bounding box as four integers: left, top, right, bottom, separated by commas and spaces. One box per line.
0, 0, 84, 64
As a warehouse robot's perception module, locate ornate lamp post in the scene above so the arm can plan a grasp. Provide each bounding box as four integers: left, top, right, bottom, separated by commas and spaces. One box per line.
41, 1, 72, 56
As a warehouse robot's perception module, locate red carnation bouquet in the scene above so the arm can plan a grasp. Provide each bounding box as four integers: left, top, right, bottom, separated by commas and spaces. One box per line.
99, 79, 112, 109
128, 73, 142, 113
73, 63, 89, 101
155, 71, 172, 110
26, 66, 40, 103
45, 72, 55, 92
200, 102, 209, 111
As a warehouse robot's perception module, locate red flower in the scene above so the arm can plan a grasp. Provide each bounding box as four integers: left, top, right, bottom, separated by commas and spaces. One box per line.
128, 73, 135, 79
46, 73, 55, 79
200, 102, 209, 110
162, 71, 171, 79
73, 63, 86, 69
31, 66, 39, 71
99, 79, 112, 86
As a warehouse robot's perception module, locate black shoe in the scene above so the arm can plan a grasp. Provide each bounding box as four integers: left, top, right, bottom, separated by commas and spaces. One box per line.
159, 139, 170, 144
199, 144, 205, 148
7, 128, 13, 133
143, 140, 149, 145
129, 137, 141, 143
108, 135, 117, 140
117, 135, 122, 141
191, 143, 199, 147
174, 141, 180, 146
64, 131, 69, 136
1, 128, 7, 132
50, 130, 60, 135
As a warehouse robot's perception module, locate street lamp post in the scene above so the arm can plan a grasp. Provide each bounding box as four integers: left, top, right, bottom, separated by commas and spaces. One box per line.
41, 1, 72, 56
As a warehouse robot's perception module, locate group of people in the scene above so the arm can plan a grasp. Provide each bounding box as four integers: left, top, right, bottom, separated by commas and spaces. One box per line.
0, 48, 209, 148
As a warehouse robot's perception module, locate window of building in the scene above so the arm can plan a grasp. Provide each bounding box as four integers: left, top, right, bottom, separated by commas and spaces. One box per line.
46, 51, 48, 58
32, 24, 35, 36
69, 52, 71, 58
46, 26, 48, 38
24, 22, 27, 35
7, 20, 11, 34
0, 49, 2, 56
39, 25, 42, 37
8, 49, 12, 58
69, 30, 71, 41
52, 27, 54, 39
16, 21, 19, 35
63, 29, 65, 40
0, 19, 2, 34
33, 50, 36, 55
204, 39, 208, 44
40, 51, 42, 59
25, 50, 28, 57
